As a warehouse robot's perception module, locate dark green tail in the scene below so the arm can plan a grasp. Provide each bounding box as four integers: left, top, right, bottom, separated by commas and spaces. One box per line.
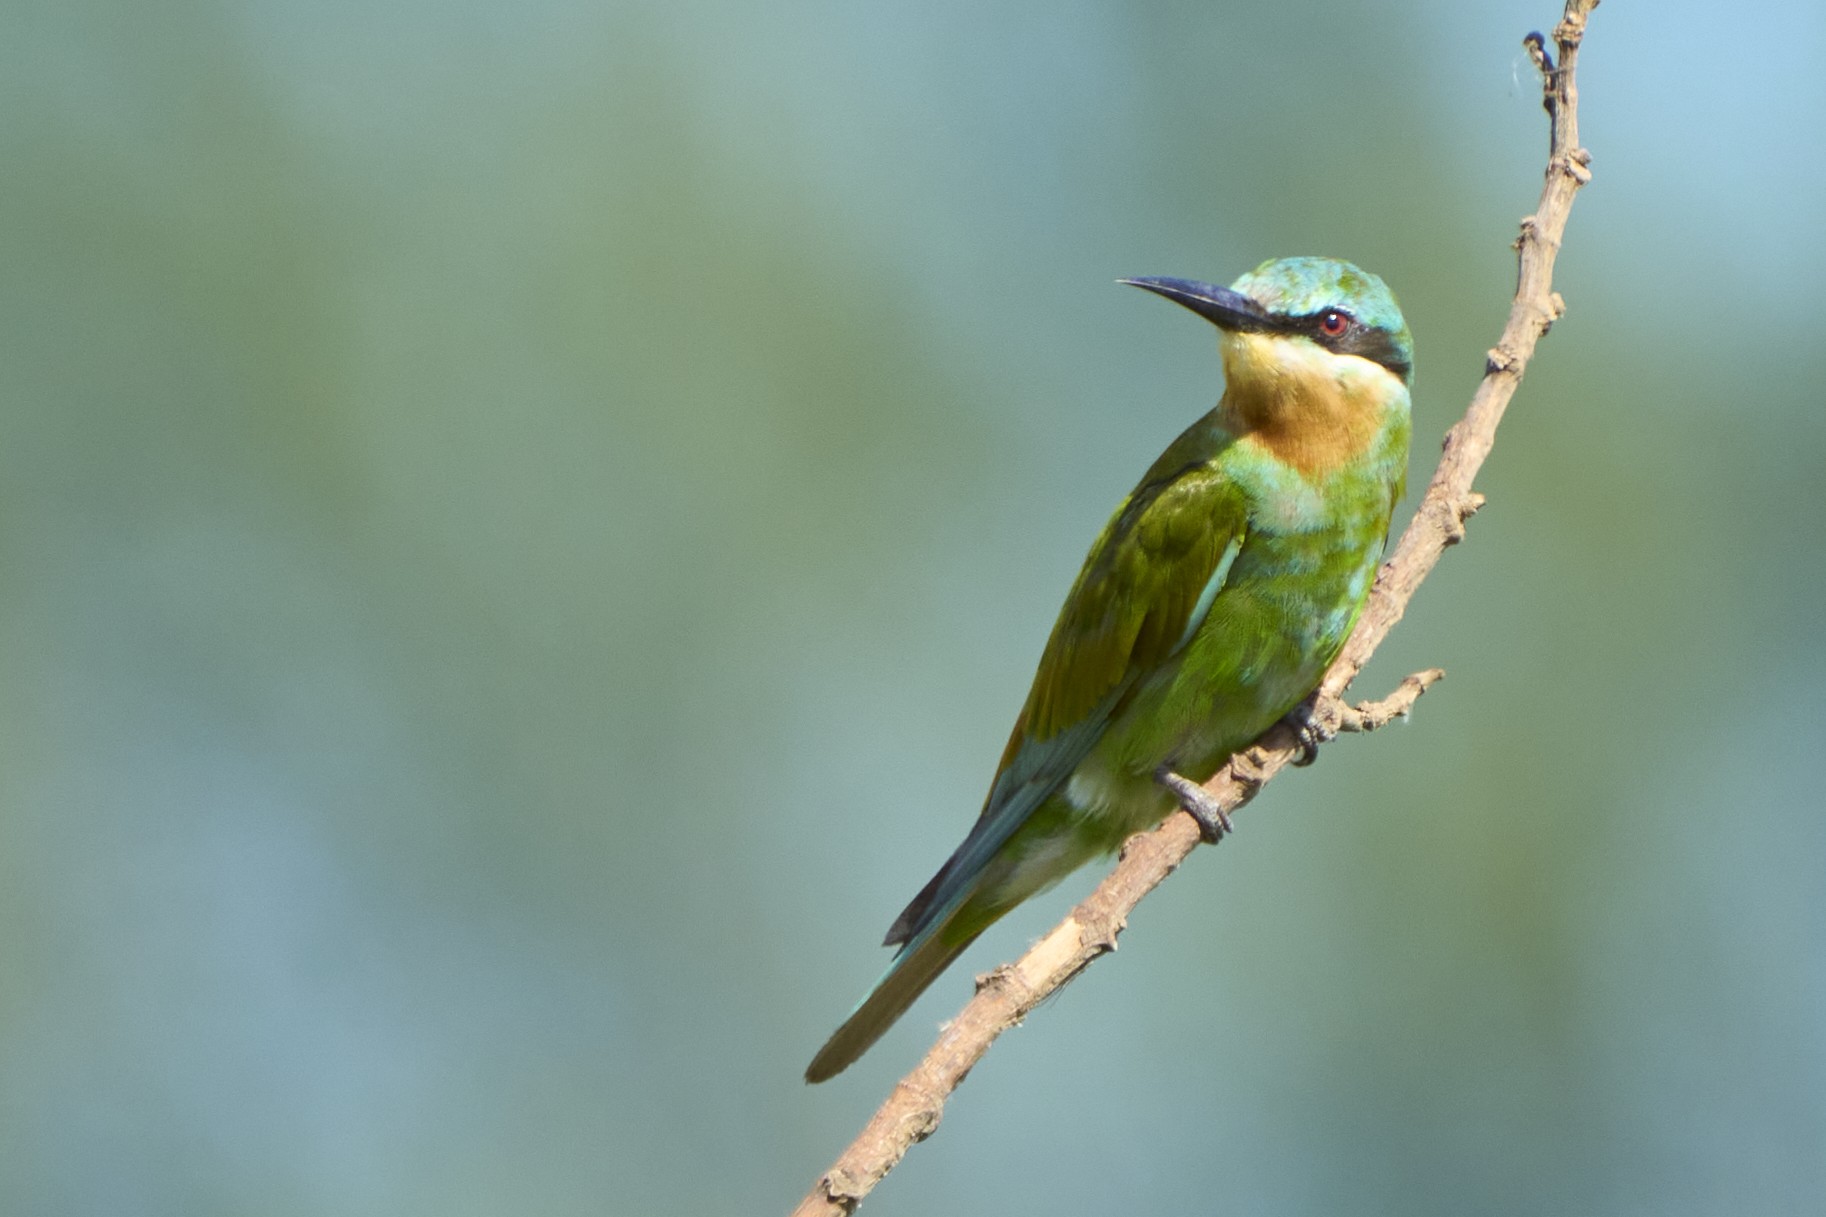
807, 779, 1072, 1082
804, 895, 1002, 1083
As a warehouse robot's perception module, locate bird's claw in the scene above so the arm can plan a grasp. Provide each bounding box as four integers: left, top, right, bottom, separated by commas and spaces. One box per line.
1282, 695, 1342, 766
1156, 768, 1234, 844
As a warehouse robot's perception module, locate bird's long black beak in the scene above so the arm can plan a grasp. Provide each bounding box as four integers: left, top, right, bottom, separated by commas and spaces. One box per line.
1119, 276, 1270, 332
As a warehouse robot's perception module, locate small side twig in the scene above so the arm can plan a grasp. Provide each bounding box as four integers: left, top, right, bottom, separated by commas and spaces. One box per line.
792, 4, 1600, 1213
1317, 667, 1447, 737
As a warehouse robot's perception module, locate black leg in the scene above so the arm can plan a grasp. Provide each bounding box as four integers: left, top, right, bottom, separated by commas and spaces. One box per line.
1156, 768, 1234, 843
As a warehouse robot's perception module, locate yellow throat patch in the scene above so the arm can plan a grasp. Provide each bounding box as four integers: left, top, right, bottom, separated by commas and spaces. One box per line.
1218, 331, 1404, 478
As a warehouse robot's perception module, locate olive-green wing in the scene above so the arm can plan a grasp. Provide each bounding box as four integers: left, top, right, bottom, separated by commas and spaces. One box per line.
1022, 464, 1248, 744
884, 459, 1248, 945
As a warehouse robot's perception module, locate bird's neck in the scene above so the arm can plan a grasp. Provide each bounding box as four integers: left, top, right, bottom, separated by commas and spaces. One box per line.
1217, 332, 1407, 478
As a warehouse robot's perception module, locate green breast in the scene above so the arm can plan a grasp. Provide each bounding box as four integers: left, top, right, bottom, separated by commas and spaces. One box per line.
1134, 436, 1403, 780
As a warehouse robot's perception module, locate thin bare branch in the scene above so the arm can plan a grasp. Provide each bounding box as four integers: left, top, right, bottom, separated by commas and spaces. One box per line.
792, 4, 1600, 1212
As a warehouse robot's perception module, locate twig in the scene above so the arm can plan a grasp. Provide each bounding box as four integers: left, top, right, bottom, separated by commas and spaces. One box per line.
792, 4, 1599, 1212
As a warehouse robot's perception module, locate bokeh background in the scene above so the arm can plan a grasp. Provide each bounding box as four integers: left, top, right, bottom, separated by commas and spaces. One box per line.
5, 0, 1824, 1213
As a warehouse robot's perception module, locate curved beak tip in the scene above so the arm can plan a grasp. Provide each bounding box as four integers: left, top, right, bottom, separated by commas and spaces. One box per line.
1120, 276, 1266, 332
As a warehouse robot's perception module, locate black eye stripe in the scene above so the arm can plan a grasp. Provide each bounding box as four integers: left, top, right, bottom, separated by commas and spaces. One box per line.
1261, 308, 1410, 381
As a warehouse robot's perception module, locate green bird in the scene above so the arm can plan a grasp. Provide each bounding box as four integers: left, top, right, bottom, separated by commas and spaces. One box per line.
806, 256, 1412, 1083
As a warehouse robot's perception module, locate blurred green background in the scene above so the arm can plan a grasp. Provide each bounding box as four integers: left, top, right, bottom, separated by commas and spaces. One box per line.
4, 0, 1824, 1213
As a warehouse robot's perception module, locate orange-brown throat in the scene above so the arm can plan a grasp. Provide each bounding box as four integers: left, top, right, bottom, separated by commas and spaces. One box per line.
1217, 331, 1397, 477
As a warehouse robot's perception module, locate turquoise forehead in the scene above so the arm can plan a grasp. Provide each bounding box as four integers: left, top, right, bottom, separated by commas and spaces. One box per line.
1232, 256, 1411, 348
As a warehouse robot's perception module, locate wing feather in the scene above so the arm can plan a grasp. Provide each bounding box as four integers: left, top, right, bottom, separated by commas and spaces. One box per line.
884, 453, 1247, 946
1020, 463, 1247, 744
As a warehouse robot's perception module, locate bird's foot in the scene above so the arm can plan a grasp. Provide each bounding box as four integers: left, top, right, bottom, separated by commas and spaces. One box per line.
1282, 694, 1347, 767
1156, 767, 1234, 844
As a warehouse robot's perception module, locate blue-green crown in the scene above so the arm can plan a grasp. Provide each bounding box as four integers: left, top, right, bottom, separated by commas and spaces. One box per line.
1232, 256, 1413, 380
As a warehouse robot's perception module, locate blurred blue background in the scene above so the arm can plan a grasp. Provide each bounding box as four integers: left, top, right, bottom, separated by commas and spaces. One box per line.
4, 1, 1823, 1213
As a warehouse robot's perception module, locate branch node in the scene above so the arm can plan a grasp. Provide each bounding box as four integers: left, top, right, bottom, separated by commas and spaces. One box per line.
1227, 747, 1268, 794
1553, 6, 1593, 48
1552, 151, 1594, 184
974, 962, 1020, 997
891, 1087, 944, 1139
821, 1171, 867, 1209
1512, 217, 1534, 253
1082, 915, 1123, 954
1433, 491, 1483, 546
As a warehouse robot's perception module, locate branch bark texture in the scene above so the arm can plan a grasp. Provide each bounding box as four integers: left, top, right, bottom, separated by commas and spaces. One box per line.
793, 4, 1599, 1212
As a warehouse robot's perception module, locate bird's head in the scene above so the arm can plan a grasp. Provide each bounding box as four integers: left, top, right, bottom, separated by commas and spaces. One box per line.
1122, 256, 1411, 384
1122, 257, 1412, 475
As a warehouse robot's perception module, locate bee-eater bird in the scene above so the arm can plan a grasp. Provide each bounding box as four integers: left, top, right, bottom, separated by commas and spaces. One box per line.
806, 256, 1412, 1083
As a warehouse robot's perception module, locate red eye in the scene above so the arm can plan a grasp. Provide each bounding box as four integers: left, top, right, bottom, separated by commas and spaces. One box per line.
1319, 310, 1350, 337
